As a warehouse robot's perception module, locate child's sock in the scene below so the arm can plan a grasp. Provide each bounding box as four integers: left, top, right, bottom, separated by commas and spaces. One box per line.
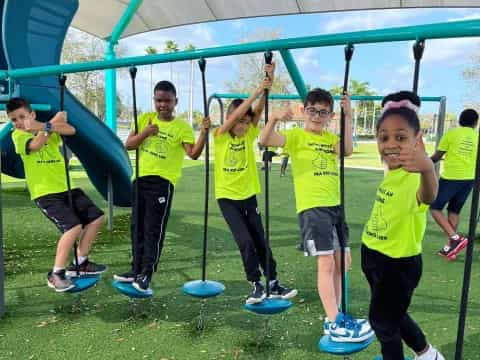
74, 255, 87, 265
53, 266, 64, 273
450, 233, 460, 241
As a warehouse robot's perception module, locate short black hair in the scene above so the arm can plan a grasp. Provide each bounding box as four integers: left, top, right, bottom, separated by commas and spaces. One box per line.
227, 98, 254, 118
304, 88, 334, 111
6, 97, 32, 113
153, 80, 176, 96
459, 108, 479, 127
377, 91, 421, 134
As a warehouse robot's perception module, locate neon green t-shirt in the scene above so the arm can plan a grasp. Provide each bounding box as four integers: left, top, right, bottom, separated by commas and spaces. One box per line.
438, 126, 478, 180
12, 130, 71, 200
362, 168, 428, 258
282, 128, 340, 213
132, 113, 195, 186
214, 125, 260, 200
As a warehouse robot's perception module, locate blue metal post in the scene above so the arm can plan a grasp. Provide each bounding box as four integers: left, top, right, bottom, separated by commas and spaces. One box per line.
105, 0, 143, 133
105, 44, 117, 132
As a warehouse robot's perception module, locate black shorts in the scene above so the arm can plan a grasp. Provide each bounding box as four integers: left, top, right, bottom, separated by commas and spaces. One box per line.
35, 189, 104, 233
430, 178, 474, 214
298, 206, 349, 256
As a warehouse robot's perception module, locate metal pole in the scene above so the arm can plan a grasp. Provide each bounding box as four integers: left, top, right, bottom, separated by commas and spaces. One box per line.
434, 97, 447, 174
107, 174, 113, 231
0, 140, 4, 317
279, 49, 308, 100
188, 60, 195, 127
207, 95, 224, 125
105, 43, 117, 133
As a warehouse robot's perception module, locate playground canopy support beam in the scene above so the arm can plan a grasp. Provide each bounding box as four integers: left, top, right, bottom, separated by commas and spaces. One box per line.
279, 49, 307, 101
105, 0, 143, 133
2, 19, 480, 80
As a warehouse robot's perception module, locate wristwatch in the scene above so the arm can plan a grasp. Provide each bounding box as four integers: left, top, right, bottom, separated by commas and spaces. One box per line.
43, 122, 52, 135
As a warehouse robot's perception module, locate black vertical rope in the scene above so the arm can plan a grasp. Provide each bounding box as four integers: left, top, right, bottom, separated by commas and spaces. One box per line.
338, 44, 354, 316
199, 58, 209, 282
412, 40, 425, 95
129, 66, 139, 277
58, 75, 79, 276
263, 51, 273, 297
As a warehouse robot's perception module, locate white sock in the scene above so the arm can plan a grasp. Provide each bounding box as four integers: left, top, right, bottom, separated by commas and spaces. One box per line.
450, 234, 460, 241
53, 267, 64, 273
74, 256, 87, 265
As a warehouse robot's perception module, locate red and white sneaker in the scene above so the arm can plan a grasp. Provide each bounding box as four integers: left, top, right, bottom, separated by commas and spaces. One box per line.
438, 236, 468, 261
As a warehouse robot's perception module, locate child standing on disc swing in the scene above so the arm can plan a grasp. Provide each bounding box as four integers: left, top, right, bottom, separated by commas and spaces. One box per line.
8, 98, 106, 292
361, 91, 445, 360
114, 80, 210, 293
260, 87, 372, 342
214, 62, 297, 304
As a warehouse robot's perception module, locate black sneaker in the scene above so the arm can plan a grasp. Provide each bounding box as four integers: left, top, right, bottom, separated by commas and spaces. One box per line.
132, 271, 152, 293
246, 281, 265, 305
269, 280, 298, 299
66, 259, 107, 276
47, 270, 75, 292
113, 271, 136, 283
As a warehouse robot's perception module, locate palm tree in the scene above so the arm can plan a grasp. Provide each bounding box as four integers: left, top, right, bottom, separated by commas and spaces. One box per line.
185, 44, 196, 127
331, 80, 376, 134
145, 46, 158, 107
164, 40, 179, 82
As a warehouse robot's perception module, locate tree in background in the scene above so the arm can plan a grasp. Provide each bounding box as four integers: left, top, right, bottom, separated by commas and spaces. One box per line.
463, 47, 480, 112
226, 29, 293, 114
61, 28, 128, 121
164, 40, 179, 83
331, 79, 377, 135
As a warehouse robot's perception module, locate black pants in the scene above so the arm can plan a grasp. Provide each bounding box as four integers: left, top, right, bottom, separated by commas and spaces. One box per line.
218, 196, 277, 282
361, 245, 427, 360
131, 176, 174, 275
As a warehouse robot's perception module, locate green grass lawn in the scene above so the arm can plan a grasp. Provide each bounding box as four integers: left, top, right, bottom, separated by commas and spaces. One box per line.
0, 165, 479, 359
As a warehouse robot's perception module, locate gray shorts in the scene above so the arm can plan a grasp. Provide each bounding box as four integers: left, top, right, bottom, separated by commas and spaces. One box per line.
298, 206, 350, 256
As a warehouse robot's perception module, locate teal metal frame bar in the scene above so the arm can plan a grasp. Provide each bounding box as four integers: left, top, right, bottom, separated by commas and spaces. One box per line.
0, 103, 52, 111
104, 0, 143, 231
105, 0, 143, 133
280, 49, 307, 100
2, 19, 480, 80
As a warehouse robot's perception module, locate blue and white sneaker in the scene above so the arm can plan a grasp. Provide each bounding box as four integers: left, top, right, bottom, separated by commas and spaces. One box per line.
323, 314, 370, 335
329, 313, 374, 343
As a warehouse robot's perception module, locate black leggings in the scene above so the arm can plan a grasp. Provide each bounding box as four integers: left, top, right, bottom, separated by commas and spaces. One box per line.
361, 245, 428, 360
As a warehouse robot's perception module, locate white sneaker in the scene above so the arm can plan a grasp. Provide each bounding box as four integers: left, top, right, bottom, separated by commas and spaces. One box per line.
324, 314, 370, 335
329, 313, 374, 343
414, 345, 445, 360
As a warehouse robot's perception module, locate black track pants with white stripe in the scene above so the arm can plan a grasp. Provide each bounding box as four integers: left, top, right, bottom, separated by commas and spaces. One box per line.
131, 176, 174, 275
